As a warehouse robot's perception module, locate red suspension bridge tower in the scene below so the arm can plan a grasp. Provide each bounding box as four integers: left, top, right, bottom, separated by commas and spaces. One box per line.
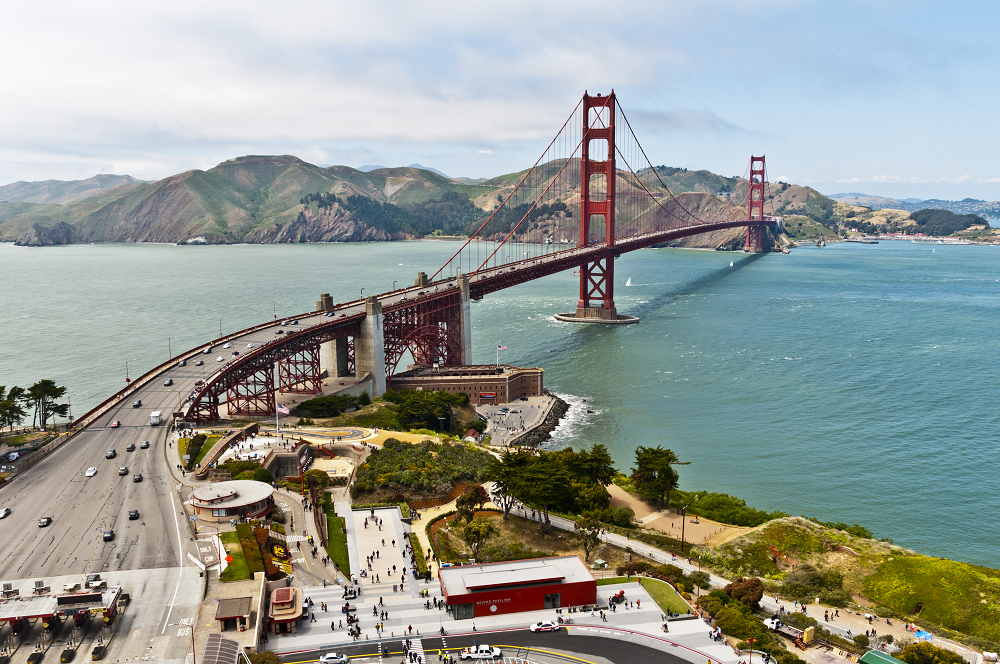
745, 155, 767, 252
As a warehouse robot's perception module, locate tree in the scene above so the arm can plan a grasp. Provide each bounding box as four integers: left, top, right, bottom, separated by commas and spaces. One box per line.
461, 517, 496, 559
724, 577, 764, 608
0, 386, 28, 431
898, 642, 966, 664
574, 517, 602, 562
574, 444, 617, 486
517, 453, 572, 532
485, 449, 532, 520
455, 485, 487, 523
26, 379, 68, 429
631, 446, 689, 510
253, 467, 274, 484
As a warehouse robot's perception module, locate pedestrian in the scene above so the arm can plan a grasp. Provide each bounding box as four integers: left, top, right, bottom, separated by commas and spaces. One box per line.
408, 625, 413, 634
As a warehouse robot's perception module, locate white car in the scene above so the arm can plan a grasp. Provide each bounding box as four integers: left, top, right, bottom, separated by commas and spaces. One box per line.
247, 343, 255, 349
319, 654, 349, 664
85, 467, 98, 477
223, 342, 232, 349
460, 645, 502, 660
529, 620, 559, 632
216, 356, 225, 362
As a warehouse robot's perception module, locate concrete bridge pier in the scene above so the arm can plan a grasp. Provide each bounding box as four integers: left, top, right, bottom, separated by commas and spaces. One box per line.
317, 293, 353, 379
458, 273, 472, 365
355, 296, 387, 397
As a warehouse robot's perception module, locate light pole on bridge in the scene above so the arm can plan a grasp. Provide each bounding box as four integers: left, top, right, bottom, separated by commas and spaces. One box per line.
167, 336, 175, 360
393, 280, 397, 291
360, 288, 364, 300
125, 359, 135, 384
219, 318, 225, 337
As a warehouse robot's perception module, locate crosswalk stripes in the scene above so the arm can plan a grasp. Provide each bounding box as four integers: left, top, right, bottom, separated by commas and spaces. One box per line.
410, 638, 425, 662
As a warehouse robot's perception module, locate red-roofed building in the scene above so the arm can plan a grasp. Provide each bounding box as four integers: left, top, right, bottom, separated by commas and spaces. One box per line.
438, 556, 596, 619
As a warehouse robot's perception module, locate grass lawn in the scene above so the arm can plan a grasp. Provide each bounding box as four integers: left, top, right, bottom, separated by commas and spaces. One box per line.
178, 437, 190, 459
195, 435, 221, 465
596, 576, 630, 586
219, 531, 250, 582
640, 577, 693, 615
324, 498, 351, 575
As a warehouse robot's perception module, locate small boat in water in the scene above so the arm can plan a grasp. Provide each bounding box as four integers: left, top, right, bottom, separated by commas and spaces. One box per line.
729, 261, 734, 267
816, 239, 826, 247
626, 277, 632, 286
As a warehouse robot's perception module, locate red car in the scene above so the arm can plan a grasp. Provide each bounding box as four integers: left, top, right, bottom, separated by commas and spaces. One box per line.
110, 420, 121, 428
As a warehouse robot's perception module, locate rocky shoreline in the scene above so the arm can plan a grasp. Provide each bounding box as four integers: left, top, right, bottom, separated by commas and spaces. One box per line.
510, 392, 570, 448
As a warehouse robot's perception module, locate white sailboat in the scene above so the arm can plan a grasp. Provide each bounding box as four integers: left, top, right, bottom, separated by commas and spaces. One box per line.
625, 277, 632, 286
730, 261, 734, 267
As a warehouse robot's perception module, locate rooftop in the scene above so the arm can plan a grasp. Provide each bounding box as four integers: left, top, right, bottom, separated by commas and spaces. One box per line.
439, 556, 593, 596
215, 596, 252, 621
190, 480, 273, 507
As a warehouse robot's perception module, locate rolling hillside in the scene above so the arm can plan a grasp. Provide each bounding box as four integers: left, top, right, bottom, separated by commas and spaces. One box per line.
0, 155, 846, 247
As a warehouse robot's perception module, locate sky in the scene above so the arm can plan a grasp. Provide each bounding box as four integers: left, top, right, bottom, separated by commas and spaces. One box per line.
2, 0, 1000, 200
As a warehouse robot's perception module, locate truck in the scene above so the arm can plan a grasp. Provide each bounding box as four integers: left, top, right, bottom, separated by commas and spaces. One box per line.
149, 411, 162, 426
460, 645, 502, 660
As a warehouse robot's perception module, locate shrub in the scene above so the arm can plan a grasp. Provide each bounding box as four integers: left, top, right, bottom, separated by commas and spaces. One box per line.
254, 467, 274, 484
304, 468, 329, 488
725, 577, 764, 608
897, 643, 966, 664
853, 634, 870, 649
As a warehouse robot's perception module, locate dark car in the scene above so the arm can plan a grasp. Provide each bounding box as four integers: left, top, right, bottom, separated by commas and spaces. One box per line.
102, 530, 114, 542
84, 573, 101, 588
118, 466, 128, 476
125, 442, 136, 452
232, 350, 239, 356
139, 440, 150, 449
38, 516, 52, 527
128, 510, 139, 520
195, 360, 204, 366
132, 473, 142, 482
178, 359, 186, 367
132, 399, 142, 408
106, 449, 116, 459
163, 378, 173, 386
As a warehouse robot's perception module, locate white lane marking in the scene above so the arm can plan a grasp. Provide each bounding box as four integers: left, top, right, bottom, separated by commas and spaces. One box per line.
160, 488, 185, 634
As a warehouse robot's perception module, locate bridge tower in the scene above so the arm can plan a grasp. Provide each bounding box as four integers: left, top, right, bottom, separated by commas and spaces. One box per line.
575, 91, 621, 321
745, 155, 766, 252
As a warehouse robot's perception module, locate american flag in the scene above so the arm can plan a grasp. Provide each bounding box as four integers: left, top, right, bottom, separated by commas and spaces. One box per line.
497, 345, 507, 351
277, 403, 289, 415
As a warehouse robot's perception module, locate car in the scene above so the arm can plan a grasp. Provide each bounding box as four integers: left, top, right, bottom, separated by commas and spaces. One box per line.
223, 342, 231, 349
125, 442, 136, 452
132, 399, 142, 408
7, 452, 18, 461
764, 617, 782, 631
195, 360, 204, 366
38, 516, 52, 527
276, 329, 284, 334
247, 343, 255, 349
0, 507, 10, 519
232, 351, 239, 356
85, 467, 98, 477
216, 356, 225, 362
339, 313, 346, 318
128, 510, 139, 520
178, 359, 186, 367
102, 530, 114, 542
163, 378, 173, 386
84, 573, 102, 588
460, 645, 502, 660
290, 319, 298, 325
195, 379, 204, 386
529, 621, 560, 632
319, 654, 349, 664
133, 473, 142, 482
139, 440, 150, 449
280, 320, 289, 326
110, 420, 121, 428
106, 449, 116, 459
118, 466, 128, 476
202, 347, 211, 354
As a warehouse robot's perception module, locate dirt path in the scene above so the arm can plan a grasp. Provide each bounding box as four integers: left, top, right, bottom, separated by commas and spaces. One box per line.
607, 484, 750, 546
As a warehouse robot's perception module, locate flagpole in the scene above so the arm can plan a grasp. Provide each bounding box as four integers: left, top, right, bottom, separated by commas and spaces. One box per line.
496, 345, 499, 367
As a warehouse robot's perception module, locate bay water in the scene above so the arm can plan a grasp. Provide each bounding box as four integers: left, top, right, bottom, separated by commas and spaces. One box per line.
1, 240, 998, 567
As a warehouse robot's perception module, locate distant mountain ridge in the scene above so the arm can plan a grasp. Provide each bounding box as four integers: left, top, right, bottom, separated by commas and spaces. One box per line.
0, 174, 145, 205
830, 192, 1000, 217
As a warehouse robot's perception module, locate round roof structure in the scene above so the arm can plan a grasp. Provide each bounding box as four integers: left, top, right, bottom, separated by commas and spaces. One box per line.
190, 480, 273, 508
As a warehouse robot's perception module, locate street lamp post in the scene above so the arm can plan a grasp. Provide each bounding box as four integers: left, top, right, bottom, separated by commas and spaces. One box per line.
125, 360, 133, 384
273, 302, 277, 320
680, 504, 689, 554
393, 280, 397, 291
168, 336, 175, 360
696, 556, 702, 610
167, 624, 196, 664
360, 288, 364, 300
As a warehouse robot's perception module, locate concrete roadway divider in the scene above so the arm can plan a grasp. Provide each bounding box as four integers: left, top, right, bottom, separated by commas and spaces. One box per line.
566, 624, 724, 664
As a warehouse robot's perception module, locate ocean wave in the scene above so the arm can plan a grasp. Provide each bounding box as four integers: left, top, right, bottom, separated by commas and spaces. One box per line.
543, 391, 598, 450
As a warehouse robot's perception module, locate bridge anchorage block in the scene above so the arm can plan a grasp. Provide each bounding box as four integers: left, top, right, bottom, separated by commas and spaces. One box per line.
554, 306, 639, 325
